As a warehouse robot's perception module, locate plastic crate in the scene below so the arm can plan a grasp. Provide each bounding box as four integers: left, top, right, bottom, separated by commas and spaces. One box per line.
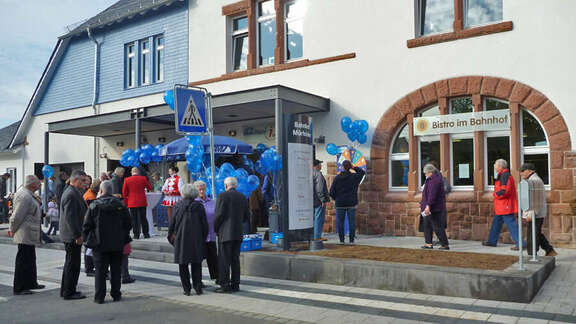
251, 238, 262, 250
270, 232, 283, 244
241, 238, 252, 252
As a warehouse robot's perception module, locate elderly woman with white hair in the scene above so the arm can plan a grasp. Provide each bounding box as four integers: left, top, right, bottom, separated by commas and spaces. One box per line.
194, 180, 219, 286
420, 164, 449, 250
168, 183, 208, 296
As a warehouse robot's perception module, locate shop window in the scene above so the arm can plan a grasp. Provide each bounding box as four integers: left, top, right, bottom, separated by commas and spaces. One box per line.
258, 0, 276, 66
522, 110, 549, 185
464, 0, 503, 28
486, 135, 510, 186
485, 97, 508, 111
450, 97, 473, 114
285, 1, 303, 61
390, 124, 410, 189
232, 16, 249, 71
417, 0, 455, 36
451, 136, 474, 187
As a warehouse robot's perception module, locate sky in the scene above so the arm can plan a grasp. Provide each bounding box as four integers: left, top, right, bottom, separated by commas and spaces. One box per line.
0, 0, 118, 129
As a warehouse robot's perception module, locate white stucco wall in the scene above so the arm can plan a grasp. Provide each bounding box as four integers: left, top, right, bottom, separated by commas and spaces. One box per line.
189, 0, 576, 164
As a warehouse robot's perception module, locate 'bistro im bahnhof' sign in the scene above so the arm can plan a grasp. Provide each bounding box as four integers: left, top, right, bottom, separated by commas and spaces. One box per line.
413, 109, 510, 136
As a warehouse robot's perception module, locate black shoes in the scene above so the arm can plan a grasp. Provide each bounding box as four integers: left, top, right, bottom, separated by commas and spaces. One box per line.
482, 241, 497, 247
94, 299, 104, 304
183, 290, 191, 296
215, 287, 233, 294
14, 290, 34, 295
64, 292, 86, 300
194, 287, 203, 295
421, 244, 433, 249
122, 277, 136, 284
113, 296, 122, 302
31, 284, 45, 290
438, 246, 450, 250
231, 286, 240, 292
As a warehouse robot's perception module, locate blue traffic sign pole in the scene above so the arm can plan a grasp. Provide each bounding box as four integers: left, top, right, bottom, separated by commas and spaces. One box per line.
173, 85, 216, 200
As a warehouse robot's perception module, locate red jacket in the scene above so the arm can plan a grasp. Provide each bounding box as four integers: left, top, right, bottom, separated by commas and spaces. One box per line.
122, 175, 152, 208
493, 168, 518, 215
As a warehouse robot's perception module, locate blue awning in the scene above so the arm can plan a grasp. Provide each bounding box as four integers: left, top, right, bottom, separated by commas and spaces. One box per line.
161, 136, 253, 160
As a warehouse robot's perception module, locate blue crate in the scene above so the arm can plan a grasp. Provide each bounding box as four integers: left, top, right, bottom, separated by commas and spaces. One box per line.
270, 232, 283, 244
241, 238, 252, 252
251, 237, 262, 250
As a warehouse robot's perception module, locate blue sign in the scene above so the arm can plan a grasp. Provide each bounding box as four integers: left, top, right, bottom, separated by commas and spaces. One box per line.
174, 87, 208, 134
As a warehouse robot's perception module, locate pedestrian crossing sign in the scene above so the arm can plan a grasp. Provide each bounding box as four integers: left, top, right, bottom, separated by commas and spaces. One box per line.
174, 86, 209, 134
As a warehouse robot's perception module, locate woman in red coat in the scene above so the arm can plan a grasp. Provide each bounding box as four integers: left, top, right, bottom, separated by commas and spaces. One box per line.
122, 167, 152, 239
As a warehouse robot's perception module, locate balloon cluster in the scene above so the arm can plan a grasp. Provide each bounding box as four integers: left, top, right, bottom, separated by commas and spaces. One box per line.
197, 162, 260, 198
42, 165, 54, 178
256, 147, 282, 174
120, 144, 164, 167
163, 90, 175, 110
185, 136, 204, 173
340, 117, 369, 144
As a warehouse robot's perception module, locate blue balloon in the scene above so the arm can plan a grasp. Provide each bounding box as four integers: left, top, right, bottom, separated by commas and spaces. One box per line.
273, 155, 282, 171
256, 143, 268, 153
122, 149, 134, 157
163, 90, 175, 110
347, 131, 358, 142
190, 160, 203, 173
155, 144, 164, 151
150, 151, 161, 163
42, 165, 54, 178
120, 157, 130, 167
247, 175, 260, 191
140, 152, 151, 164
358, 120, 369, 133
353, 120, 364, 133
340, 116, 352, 133
234, 168, 248, 180
142, 144, 155, 154
326, 143, 339, 155
187, 135, 202, 146
219, 162, 235, 176
357, 133, 367, 144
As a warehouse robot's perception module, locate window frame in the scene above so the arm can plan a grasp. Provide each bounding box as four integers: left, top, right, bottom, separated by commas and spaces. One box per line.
389, 124, 410, 191
6, 168, 16, 194
284, 0, 303, 62
463, 0, 503, 29
449, 133, 475, 191
125, 42, 136, 89
418, 135, 441, 188
256, 0, 277, 67
140, 39, 151, 86
484, 131, 511, 190
231, 15, 249, 71
154, 35, 164, 83
520, 109, 550, 188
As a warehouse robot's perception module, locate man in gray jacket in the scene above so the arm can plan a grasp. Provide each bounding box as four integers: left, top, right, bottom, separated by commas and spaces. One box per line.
313, 159, 330, 240
9, 175, 45, 295
59, 170, 88, 300
520, 163, 557, 257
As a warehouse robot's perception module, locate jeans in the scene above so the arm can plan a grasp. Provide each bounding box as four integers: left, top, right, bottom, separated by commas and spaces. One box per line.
336, 207, 356, 243
487, 214, 525, 246
47, 222, 59, 235
313, 205, 326, 240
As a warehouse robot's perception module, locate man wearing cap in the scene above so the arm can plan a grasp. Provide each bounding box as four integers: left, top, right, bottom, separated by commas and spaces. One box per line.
520, 163, 557, 257
312, 159, 330, 241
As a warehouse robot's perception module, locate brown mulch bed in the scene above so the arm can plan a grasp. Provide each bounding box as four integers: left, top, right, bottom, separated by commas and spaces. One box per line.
271, 244, 518, 271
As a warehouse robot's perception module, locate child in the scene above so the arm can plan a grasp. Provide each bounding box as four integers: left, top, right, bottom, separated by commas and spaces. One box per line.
46, 201, 59, 235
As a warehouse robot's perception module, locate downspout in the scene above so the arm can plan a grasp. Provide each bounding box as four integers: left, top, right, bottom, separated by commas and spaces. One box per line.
87, 28, 101, 176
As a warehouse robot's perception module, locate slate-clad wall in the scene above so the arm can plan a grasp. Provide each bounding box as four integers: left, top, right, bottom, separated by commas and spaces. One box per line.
33, 1, 188, 115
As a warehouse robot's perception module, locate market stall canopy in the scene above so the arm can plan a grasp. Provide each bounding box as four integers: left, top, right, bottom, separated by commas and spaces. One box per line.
161, 136, 253, 160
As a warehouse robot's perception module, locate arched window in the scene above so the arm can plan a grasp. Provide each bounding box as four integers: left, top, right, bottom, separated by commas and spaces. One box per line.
522, 109, 549, 185
390, 124, 409, 189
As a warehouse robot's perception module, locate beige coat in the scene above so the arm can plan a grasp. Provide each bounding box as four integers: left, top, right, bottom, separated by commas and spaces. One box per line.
9, 187, 42, 245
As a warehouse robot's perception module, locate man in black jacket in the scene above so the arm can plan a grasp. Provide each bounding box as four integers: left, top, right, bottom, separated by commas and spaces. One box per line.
59, 170, 88, 300
214, 176, 250, 293
83, 180, 132, 304
329, 160, 365, 244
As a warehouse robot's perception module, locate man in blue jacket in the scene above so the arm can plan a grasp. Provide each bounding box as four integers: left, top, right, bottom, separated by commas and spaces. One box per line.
329, 160, 365, 244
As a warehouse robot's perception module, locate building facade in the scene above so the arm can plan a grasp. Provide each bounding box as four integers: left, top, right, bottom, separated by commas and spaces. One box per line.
5, 0, 576, 245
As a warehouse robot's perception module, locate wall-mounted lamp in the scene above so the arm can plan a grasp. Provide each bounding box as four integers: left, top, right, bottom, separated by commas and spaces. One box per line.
158, 137, 166, 143
116, 141, 124, 147
99, 153, 108, 159
228, 130, 237, 137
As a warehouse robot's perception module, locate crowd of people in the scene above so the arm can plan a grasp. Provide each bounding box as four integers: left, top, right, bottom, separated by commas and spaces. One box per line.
5, 156, 557, 302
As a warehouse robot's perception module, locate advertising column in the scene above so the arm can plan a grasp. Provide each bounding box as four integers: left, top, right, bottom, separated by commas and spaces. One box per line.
283, 114, 314, 245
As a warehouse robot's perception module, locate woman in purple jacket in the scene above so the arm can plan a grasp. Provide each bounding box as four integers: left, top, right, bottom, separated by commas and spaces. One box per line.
194, 180, 218, 285
420, 164, 449, 250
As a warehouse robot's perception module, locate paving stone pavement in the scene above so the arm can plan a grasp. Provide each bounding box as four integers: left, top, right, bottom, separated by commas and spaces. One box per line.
0, 232, 575, 323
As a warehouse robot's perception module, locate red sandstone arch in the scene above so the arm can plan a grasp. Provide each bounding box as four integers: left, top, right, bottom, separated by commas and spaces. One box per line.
370, 76, 572, 192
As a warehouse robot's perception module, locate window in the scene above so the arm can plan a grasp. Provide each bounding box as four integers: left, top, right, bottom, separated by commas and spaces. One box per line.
232, 16, 249, 71
285, 1, 303, 61
257, 0, 276, 66
464, 0, 503, 28
125, 43, 136, 88
450, 97, 473, 114
418, 105, 441, 185
521, 110, 549, 185
485, 97, 508, 111
6, 168, 16, 194
416, 0, 503, 37
418, 0, 455, 36
140, 39, 150, 85
451, 136, 474, 187
486, 135, 510, 186
390, 125, 410, 189
154, 35, 164, 82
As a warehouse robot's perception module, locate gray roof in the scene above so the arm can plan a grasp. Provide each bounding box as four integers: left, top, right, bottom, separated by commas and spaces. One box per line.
0, 122, 21, 152
63, 0, 184, 38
